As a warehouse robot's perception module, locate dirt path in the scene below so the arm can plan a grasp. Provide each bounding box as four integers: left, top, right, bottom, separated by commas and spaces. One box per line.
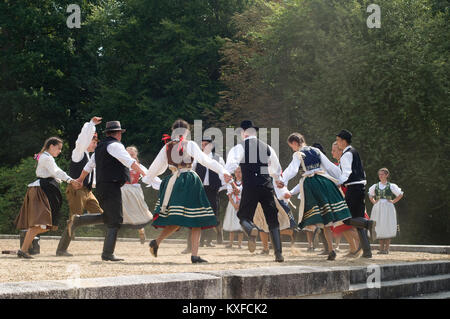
1, 239, 448, 283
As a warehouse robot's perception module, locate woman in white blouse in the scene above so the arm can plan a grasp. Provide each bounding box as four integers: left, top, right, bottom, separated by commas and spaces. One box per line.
15, 137, 81, 258
142, 119, 231, 263
369, 168, 404, 254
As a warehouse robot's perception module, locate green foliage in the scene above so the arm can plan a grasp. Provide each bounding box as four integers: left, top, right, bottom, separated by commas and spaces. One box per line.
0, 157, 71, 234
219, 0, 449, 244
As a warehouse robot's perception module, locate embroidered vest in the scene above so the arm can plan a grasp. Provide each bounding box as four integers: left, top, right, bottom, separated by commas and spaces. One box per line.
166, 140, 193, 168
375, 183, 393, 200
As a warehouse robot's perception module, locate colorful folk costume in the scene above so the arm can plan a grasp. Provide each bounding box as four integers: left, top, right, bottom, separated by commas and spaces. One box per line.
281, 146, 352, 232
224, 120, 284, 262
81, 121, 141, 261
336, 129, 377, 258
121, 164, 159, 229
369, 182, 403, 239
142, 136, 229, 263
56, 120, 104, 257
15, 151, 74, 257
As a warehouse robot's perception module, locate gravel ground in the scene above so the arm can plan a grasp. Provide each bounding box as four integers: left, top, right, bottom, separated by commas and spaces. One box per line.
1, 238, 448, 283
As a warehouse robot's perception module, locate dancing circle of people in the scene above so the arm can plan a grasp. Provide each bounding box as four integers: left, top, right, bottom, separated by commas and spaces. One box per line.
12, 117, 404, 263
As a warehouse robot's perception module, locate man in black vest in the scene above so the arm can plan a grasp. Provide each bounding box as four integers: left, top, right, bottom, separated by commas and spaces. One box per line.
336, 129, 376, 258
56, 117, 105, 257
181, 138, 225, 253
225, 120, 284, 262
77, 121, 146, 261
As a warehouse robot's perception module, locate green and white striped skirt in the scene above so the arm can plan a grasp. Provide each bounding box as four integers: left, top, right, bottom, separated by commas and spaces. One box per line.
300, 175, 351, 229
152, 171, 218, 229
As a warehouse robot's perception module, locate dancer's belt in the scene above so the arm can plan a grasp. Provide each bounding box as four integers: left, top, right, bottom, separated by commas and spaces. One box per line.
160, 165, 193, 213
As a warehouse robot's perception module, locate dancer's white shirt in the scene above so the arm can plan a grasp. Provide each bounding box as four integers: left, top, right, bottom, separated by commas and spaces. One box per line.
83, 141, 136, 173
142, 140, 229, 184
71, 120, 96, 186
28, 152, 73, 186
224, 136, 282, 181
338, 145, 367, 186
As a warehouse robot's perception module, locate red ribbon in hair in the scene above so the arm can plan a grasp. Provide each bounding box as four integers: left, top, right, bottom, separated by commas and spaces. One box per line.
33, 153, 41, 161
177, 136, 184, 152
161, 134, 171, 144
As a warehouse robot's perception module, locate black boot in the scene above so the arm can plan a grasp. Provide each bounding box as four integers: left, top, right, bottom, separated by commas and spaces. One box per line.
269, 227, 284, 262
347, 218, 377, 243
57, 213, 103, 256
240, 219, 259, 253
357, 228, 372, 258
101, 227, 124, 261
191, 255, 208, 263
56, 228, 73, 256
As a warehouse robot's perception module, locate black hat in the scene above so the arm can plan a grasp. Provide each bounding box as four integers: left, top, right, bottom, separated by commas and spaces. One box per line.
202, 137, 213, 143
240, 120, 259, 131
336, 129, 352, 143
104, 121, 126, 133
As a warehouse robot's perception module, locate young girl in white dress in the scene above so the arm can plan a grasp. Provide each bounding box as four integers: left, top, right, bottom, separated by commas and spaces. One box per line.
121, 146, 161, 244
369, 168, 404, 254
223, 167, 244, 248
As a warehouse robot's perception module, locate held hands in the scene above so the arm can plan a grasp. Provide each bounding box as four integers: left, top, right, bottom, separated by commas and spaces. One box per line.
284, 192, 292, 199
70, 179, 82, 190
91, 116, 102, 125
275, 180, 285, 188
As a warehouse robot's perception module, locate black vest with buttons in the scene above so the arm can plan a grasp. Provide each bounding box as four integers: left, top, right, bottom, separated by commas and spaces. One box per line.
95, 137, 130, 185
343, 146, 366, 184
239, 138, 273, 189
195, 153, 222, 192
69, 153, 93, 190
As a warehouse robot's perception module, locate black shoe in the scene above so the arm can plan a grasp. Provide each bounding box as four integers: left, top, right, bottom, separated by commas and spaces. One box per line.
101, 254, 124, 261
17, 250, 33, 259
327, 250, 337, 261
56, 250, 73, 257
191, 256, 208, 263
149, 240, 158, 257
275, 252, 284, 262
362, 252, 373, 258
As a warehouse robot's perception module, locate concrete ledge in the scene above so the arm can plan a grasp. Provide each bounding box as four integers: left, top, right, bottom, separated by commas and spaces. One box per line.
1, 261, 449, 299
0, 273, 222, 299
206, 266, 349, 299
348, 260, 450, 284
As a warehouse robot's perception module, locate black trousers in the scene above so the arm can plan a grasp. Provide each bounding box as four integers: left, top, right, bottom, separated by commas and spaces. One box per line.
96, 182, 123, 228
200, 186, 220, 244
344, 184, 366, 218
237, 185, 279, 231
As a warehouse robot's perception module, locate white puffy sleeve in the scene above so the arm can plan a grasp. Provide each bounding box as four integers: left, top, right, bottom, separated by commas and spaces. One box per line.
41, 155, 72, 183
390, 183, 404, 196
142, 145, 168, 184
186, 141, 228, 176
317, 149, 341, 180
368, 184, 376, 197
281, 153, 300, 185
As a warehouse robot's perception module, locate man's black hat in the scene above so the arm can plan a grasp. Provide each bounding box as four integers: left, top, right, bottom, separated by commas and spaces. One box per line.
240, 120, 259, 131
336, 129, 352, 143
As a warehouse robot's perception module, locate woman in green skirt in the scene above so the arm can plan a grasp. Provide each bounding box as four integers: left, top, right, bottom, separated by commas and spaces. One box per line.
277, 133, 352, 260
142, 119, 231, 263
